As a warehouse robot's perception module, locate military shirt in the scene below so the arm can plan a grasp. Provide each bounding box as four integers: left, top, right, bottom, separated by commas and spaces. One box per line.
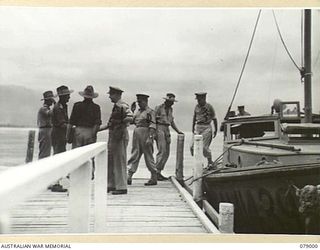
193, 103, 216, 125
108, 100, 133, 129
70, 99, 102, 127
133, 106, 156, 129
37, 104, 53, 128
52, 102, 68, 128
155, 103, 174, 126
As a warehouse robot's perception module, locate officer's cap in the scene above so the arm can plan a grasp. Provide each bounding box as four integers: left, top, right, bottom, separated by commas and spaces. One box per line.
163, 93, 178, 102
195, 92, 207, 99
136, 94, 150, 100
238, 105, 245, 109
107, 86, 123, 94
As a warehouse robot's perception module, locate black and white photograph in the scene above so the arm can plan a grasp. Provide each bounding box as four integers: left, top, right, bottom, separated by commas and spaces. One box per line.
0, 5, 319, 238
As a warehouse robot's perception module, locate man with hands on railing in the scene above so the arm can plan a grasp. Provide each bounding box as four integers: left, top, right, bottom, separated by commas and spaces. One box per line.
154, 93, 184, 181
127, 94, 158, 186
99, 86, 133, 195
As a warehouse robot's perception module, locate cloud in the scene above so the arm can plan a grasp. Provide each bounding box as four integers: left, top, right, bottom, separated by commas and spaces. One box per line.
0, 7, 319, 124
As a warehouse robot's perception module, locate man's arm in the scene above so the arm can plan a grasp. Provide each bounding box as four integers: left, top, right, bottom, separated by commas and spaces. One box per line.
213, 118, 218, 138
66, 124, 74, 144
171, 120, 183, 134
208, 104, 218, 138
69, 104, 78, 126
192, 111, 196, 134
123, 103, 134, 125
99, 124, 109, 131
146, 109, 156, 145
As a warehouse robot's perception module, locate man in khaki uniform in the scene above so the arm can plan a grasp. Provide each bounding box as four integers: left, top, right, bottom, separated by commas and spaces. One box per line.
191, 92, 218, 168
100, 86, 133, 195
51, 85, 73, 192
155, 93, 183, 180
127, 94, 158, 186
52, 85, 73, 155
37, 90, 56, 159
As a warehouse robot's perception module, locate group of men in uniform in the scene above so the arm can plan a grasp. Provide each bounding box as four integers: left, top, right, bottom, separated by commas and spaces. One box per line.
37, 85, 218, 195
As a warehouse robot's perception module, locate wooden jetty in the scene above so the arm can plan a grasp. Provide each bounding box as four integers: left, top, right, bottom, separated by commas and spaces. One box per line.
0, 136, 231, 235
9, 179, 210, 234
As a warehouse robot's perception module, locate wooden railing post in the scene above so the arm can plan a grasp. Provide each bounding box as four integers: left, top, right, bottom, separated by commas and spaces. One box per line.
68, 161, 91, 233
175, 134, 185, 185
94, 150, 108, 233
219, 203, 234, 233
193, 135, 203, 204
25, 130, 35, 163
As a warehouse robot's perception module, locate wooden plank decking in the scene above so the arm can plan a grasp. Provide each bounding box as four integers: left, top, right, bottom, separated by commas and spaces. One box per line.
9, 178, 208, 234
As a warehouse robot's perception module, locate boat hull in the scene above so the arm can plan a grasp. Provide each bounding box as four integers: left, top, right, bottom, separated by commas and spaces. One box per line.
203, 163, 320, 234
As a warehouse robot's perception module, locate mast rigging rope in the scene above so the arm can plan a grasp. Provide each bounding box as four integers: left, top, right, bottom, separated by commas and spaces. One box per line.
225, 9, 262, 119
272, 10, 302, 73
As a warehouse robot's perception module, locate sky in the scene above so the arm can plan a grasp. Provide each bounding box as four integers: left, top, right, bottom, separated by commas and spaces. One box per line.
0, 7, 319, 125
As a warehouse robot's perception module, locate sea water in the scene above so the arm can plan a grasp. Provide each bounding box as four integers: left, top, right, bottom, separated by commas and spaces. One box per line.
0, 127, 223, 178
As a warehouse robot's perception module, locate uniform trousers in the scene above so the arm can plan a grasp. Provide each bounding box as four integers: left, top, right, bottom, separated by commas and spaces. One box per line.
38, 127, 52, 159
52, 127, 67, 154
72, 126, 97, 179
72, 126, 96, 148
108, 128, 129, 190
155, 125, 171, 172
51, 126, 67, 187
191, 124, 213, 159
128, 127, 157, 181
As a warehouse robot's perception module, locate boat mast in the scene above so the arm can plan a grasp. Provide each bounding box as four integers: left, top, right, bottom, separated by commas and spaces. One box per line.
304, 9, 312, 123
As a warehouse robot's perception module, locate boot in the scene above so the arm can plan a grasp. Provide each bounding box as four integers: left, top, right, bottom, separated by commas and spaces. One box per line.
145, 173, 157, 186
157, 172, 168, 181
144, 179, 157, 186
127, 171, 133, 185
51, 184, 67, 192
207, 158, 217, 170
112, 189, 128, 195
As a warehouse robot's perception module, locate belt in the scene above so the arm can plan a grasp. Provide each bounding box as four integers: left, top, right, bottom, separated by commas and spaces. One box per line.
136, 125, 149, 128
76, 125, 94, 128
196, 122, 211, 125
39, 126, 52, 128
157, 123, 170, 126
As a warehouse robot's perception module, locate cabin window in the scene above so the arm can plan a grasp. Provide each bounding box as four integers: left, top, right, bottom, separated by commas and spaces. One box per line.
279, 101, 301, 123
224, 117, 279, 141
227, 120, 277, 141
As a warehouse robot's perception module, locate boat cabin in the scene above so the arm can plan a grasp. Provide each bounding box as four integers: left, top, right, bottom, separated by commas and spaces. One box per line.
223, 101, 320, 144
221, 101, 320, 168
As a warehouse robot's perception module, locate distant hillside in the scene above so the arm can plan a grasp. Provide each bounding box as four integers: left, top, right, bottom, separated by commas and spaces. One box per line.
0, 84, 232, 131
0, 85, 42, 127
0, 85, 114, 128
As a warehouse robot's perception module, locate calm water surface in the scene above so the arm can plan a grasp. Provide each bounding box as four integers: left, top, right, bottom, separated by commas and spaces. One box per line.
0, 127, 223, 178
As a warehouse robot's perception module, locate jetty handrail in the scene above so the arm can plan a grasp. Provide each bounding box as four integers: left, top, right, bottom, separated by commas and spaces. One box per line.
0, 142, 108, 233
192, 134, 234, 233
